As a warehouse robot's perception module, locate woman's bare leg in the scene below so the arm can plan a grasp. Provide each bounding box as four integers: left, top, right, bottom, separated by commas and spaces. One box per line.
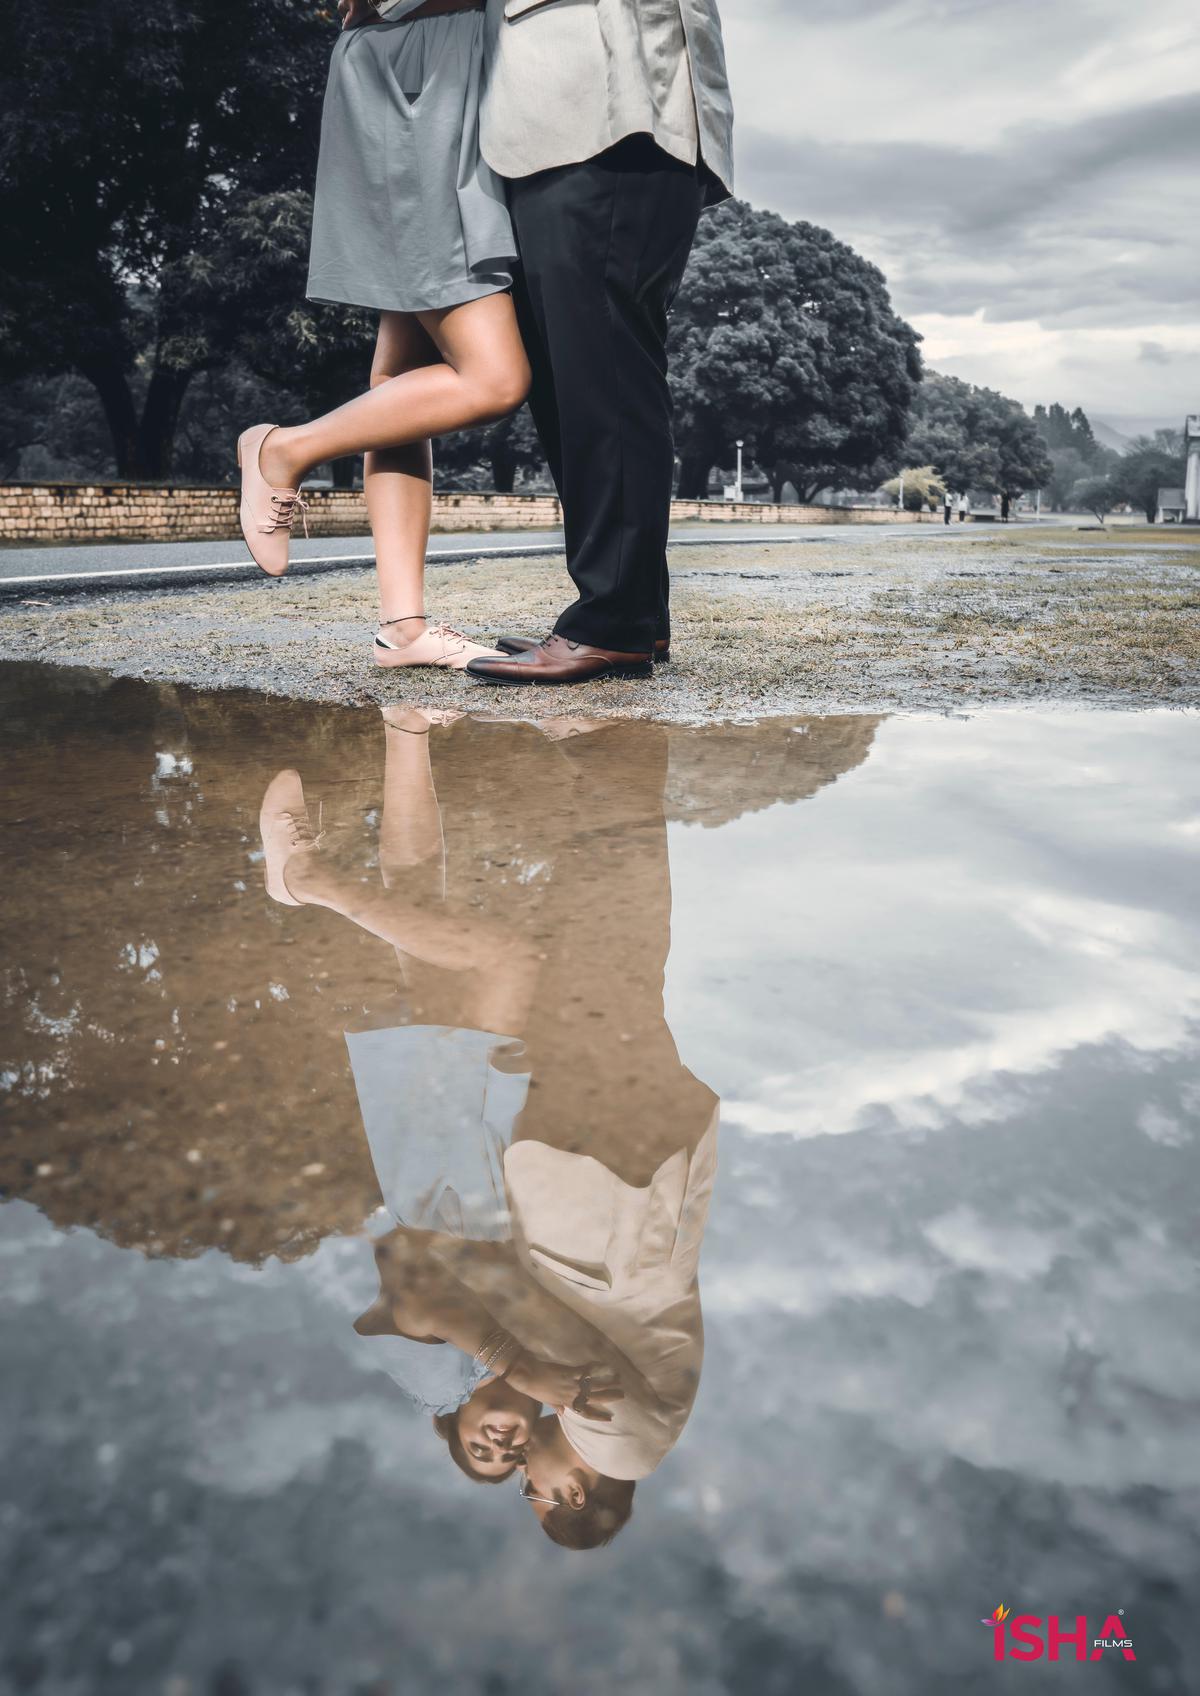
364, 313, 439, 633
261, 757, 539, 1031
283, 849, 538, 1034
259, 293, 529, 490
378, 710, 445, 887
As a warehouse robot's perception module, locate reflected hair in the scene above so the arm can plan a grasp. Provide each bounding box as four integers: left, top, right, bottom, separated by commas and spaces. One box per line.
540, 1477, 636, 1550
432, 1411, 517, 1485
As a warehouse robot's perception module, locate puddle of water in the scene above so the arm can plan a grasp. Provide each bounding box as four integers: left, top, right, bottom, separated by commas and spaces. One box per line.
2, 661, 1198, 1693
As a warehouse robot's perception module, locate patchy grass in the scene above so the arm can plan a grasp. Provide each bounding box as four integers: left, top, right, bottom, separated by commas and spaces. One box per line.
2, 529, 1197, 719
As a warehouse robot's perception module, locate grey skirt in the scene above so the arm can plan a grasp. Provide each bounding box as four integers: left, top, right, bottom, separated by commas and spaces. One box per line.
307, 13, 516, 315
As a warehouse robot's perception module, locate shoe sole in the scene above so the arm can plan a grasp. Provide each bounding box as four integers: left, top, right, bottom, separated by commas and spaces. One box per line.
469, 663, 654, 686
497, 641, 670, 664
374, 653, 473, 670
374, 639, 496, 671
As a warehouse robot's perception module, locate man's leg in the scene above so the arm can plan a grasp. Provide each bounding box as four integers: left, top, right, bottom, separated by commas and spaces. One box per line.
508, 137, 703, 654
510, 263, 565, 501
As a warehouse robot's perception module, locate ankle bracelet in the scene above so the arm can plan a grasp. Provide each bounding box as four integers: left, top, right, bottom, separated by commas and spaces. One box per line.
379, 614, 427, 627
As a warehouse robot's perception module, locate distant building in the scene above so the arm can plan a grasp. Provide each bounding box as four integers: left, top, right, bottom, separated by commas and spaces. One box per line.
1157, 487, 1187, 523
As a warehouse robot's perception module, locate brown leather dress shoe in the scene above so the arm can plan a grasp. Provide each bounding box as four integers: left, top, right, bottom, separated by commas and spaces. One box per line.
496, 632, 671, 664
466, 634, 654, 685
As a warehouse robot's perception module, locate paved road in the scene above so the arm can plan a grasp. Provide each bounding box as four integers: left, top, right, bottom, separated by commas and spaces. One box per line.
0, 518, 1022, 598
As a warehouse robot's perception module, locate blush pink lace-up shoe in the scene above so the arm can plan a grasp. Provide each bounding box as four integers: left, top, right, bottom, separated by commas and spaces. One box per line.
237, 423, 309, 577
374, 617, 503, 671
258, 769, 323, 907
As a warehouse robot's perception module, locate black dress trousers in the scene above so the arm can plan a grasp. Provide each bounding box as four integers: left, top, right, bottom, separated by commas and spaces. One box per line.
508, 135, 704, 654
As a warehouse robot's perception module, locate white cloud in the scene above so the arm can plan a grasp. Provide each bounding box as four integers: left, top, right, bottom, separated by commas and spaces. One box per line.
718, 0, 1200, 418
669, 710, 1200, 1142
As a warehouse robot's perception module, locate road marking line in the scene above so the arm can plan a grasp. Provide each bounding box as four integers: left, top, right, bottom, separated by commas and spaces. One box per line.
0, 527, 962, 593
0, 543, 570, 588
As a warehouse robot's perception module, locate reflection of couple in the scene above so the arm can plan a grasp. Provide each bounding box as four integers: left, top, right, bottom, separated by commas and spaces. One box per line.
236, 0, 733, 685
260, 712, 718, 1548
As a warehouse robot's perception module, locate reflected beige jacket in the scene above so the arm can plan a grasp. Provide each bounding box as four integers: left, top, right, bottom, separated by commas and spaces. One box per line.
480, 0, 734, 199
504, 1111, 719, 1481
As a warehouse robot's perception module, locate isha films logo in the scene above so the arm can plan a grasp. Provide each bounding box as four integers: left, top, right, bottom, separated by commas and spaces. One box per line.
981, 1605, 1136, 1662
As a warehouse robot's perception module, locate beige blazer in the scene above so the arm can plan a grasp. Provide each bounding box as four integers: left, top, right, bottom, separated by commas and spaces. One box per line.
503, 1110, 719, 1480
480, 0, 734, 200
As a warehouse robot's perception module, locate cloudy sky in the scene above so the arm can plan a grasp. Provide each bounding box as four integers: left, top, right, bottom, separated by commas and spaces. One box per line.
720, 0, 1200, 438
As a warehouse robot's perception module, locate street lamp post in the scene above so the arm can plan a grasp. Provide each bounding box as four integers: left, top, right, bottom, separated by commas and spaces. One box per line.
735, 440, 744, 504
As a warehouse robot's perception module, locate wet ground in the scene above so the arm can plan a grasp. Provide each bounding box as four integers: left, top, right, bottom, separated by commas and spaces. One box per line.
0, 527, 1196, 719
2, 661, 1198, 1695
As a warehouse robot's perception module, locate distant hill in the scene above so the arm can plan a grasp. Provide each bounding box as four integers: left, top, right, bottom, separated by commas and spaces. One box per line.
1092, 419, 1133, 454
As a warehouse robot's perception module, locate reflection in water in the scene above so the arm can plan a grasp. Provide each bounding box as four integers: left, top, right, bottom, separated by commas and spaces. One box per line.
2, 663, 1198, 1691
264, 708, 722, 1546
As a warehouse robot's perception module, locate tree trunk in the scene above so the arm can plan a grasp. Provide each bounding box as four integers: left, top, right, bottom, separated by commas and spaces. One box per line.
676, 451, 712, 500
136, 366, 194, 480
79, 359, 141, 479
489, 438, 517, 493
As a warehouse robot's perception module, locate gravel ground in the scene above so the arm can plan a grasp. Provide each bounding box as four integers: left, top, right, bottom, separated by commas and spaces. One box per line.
2, 526, 1197, 719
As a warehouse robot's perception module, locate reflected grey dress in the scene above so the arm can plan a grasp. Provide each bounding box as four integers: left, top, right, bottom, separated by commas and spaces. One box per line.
345, 1023, 531, 1415
307, 3, 515, 314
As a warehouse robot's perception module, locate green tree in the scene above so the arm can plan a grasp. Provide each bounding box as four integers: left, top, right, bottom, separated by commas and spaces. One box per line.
436, 406, 547, 494
1072, 473, 1123, 526
1032, 402, 1102, 460
994, 401, 1054, 510
904, 373, 1000, 493
0, 373, 115, 480
1040, 444, 1096, 511
0, 0, 333, 478
210, 191, 377, 488
1115, 429, 1185, 523
905, 373, 1050, 504
668, 202, 923, 501
881, 466, 945, 512
1032, 400, 1114, 510
209, 189, 548, 492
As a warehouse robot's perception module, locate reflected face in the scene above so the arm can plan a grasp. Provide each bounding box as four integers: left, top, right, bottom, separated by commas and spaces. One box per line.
455, 1378, 541, 1477
520, 1413, 591, 1518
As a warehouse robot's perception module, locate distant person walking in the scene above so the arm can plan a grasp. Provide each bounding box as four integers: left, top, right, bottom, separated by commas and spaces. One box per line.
943, 490, 953, 527
957, 493, 971, 524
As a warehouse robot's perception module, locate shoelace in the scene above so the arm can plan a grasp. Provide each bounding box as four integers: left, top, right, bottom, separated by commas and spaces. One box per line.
262, 491, 310, 538
428, 621, 470, 651
279, 804, 324, 851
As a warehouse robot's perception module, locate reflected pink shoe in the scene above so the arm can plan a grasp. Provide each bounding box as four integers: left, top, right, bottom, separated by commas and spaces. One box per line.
374, 619, 504, 671
237, 423, 309, 577
259, 769, 323, 906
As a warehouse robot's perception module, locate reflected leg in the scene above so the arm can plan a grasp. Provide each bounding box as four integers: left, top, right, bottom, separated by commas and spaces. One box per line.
378, 711, 446, 890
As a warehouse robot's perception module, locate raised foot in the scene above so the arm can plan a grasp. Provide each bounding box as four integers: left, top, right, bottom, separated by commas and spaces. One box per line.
237, 423, 307, 579
258, 769, 323, 906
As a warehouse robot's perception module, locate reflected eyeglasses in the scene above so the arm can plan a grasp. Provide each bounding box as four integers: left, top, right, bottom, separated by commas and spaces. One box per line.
518, 1476, 557, 1508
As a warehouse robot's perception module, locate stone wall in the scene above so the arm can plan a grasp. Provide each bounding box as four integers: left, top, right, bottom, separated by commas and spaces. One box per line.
666, 498, 931, 526
0, 482, 934, 544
